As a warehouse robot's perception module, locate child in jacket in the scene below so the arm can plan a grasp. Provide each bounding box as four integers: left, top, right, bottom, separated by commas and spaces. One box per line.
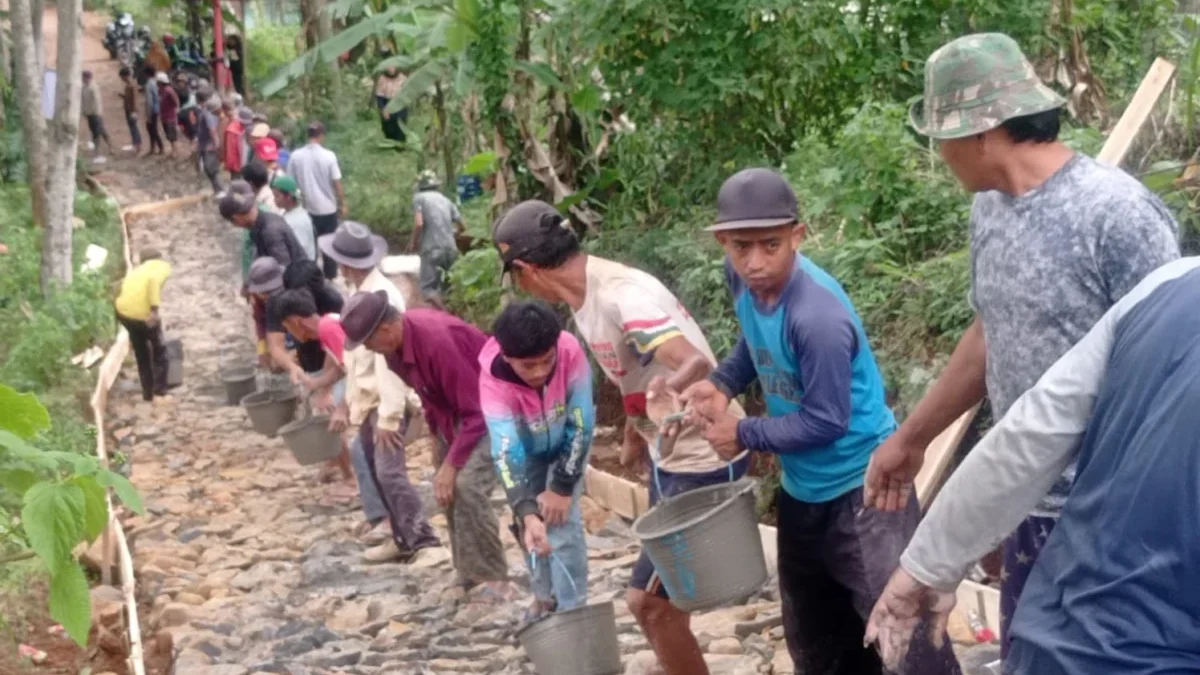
478, 300, 594, 621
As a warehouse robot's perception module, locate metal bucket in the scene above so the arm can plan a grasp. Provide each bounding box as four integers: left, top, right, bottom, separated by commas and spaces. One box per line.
630, 479, 766, 612
278, 415, 343, 466
241, 390, 297, 438
221, 367, 257, 406
516, 601, 620, 675
164, 337, 184, 388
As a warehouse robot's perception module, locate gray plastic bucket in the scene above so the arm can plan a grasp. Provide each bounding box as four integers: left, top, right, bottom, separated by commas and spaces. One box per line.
221, 367, 257, 406
165, 337, 184, 388
516, 601, 620, 675
630, 478, 766, 612
278, 415, 343, 466
241, 390, 297, 438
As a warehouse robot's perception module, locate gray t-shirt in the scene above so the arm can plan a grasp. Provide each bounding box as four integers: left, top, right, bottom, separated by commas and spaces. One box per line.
970, 153, 1179, 517
412, 189, 461, 256
287, 143, 343, 216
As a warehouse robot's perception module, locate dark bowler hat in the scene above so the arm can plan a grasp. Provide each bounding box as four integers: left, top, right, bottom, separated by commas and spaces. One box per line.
707, 168, 799, 232
341, 290, 391, 349
318, 221, 388, 270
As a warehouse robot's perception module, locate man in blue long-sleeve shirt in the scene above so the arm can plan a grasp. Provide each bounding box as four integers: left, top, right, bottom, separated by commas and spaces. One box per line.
682, 168, 961, 675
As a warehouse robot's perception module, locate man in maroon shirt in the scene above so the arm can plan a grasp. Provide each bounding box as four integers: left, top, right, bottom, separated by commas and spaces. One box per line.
341, 290, 509, 595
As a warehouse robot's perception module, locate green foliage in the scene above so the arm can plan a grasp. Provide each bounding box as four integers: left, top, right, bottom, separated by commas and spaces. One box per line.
445, 247, 505, 326
1, 384, 144, 647
247, 24, 301, 86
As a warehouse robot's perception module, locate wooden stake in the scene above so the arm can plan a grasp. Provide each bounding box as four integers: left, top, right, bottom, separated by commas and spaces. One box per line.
1096, 58, 1177, 167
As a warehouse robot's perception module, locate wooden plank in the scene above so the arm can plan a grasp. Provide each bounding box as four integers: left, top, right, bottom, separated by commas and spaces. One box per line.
955, 579, 1002, 637
915, 404, 981, 509
88, 182, 147, 675
122, 193, 210, 219
1096, 58, 1177, 167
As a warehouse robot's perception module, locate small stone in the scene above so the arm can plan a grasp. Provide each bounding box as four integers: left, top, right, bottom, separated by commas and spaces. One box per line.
175, 592, 206, 606
708, 637, 742, 655
155, 603, 193, 629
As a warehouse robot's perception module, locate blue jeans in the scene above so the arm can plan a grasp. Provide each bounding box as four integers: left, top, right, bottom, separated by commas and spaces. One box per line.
527, 478, 588, 611
351, 433, 387, 523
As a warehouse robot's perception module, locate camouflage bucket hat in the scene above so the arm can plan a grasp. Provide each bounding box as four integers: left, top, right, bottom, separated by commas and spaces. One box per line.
910, 33, 1066, 140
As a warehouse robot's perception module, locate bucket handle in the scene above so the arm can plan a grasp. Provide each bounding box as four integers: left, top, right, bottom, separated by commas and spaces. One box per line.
651, 421, 736, 499
529, 552, 580, 599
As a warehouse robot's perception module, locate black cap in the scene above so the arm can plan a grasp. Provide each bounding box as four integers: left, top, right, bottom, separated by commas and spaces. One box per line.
708, 168, 799, 232
340, 290, 390, 350
492, 200, 576, 271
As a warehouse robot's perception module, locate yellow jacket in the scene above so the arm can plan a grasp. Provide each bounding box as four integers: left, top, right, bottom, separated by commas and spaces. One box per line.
114, 259, 171, 321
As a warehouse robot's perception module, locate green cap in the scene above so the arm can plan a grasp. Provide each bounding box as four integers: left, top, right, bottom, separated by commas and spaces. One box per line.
910, 33, 1066, 140
271, 174, 299, 196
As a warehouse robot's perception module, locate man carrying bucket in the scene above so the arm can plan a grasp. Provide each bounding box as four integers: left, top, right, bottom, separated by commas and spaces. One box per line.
492, 200, 747, 675
478, 300, 595, 623
680, 168, 962, 675
341, 291, 513, 601
318, 222, 443, 565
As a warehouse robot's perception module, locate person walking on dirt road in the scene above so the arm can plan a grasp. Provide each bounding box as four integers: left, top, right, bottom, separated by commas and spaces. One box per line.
865, 257, 1200, 675
863, 33, 1180, 660
318, 222, 442, 565
289, 121, 347, 280
119, 67, 142, 155
341, 291, 511, 599
493, 199, 746, 675
680, 168, 960, 675
143, 66, 165, 155
114, 249, 172, 402
81, 70, 113, 157
156, 72, 180, 157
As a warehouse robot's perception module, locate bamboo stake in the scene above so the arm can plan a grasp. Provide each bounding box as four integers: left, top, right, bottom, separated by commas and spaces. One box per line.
88, 177, 146, 675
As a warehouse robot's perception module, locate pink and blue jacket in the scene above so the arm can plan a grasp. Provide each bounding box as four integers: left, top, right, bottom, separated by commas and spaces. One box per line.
478, 331, 595, 520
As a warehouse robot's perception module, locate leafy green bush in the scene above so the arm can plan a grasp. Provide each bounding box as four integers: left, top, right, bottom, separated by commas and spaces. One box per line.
247, 25, 302, 88
0, 384, 143, 646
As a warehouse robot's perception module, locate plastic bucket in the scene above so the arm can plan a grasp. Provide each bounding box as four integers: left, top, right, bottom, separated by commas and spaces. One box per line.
516, 601, 620, 675
278, 415, 343, 466
221, 367, 257, 406
630, 479, 766, 612
165, 337, 184, 388
241, 390, 297, 438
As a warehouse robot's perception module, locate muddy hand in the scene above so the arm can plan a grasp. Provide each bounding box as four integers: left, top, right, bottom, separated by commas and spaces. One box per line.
864, 567, 956, 671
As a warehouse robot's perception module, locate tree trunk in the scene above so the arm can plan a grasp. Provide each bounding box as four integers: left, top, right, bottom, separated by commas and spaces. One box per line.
31, 0, 44, 74
299, 0, 319, 50
10, 0, 50, 226
41, 0, 84, 295
435, 82, 456, 201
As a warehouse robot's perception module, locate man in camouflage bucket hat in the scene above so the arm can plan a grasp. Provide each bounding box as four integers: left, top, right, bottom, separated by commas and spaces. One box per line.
866, 32, 1180, 664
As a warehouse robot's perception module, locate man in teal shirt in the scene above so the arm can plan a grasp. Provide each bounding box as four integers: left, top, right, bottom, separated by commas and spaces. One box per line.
682, 168, 960, 675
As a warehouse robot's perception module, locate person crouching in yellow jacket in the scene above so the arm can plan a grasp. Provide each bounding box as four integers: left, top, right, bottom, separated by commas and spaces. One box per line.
114, 249, 172, 402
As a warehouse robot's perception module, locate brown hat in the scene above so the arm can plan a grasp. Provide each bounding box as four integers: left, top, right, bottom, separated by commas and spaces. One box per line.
218, 187, 256, 220
340, 290, 391, 349
247, 257, 284, 293
492, 200, 576, 272
708, 168, 799, 232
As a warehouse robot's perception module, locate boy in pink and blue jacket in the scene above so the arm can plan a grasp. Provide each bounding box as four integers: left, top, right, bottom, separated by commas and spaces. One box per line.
478, 300, 594, 619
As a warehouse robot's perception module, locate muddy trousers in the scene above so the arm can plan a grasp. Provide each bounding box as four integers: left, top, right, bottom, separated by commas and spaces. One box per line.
778, 487, 962, 675
199, 150, 223, 194
116, 312, 168, 401
436, 434, 507, 584
360, 411, 440, 551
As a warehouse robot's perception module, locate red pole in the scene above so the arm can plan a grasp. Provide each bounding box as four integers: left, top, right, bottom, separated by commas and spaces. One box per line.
212, 0, 228, 92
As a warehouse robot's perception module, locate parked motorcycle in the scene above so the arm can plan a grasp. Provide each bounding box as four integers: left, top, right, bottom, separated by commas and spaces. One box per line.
165, 34, 211, 80
105, 12, 134, 62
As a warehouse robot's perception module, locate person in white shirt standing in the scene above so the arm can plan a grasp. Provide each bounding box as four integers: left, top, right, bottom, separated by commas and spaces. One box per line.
288, 121, 347, 280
